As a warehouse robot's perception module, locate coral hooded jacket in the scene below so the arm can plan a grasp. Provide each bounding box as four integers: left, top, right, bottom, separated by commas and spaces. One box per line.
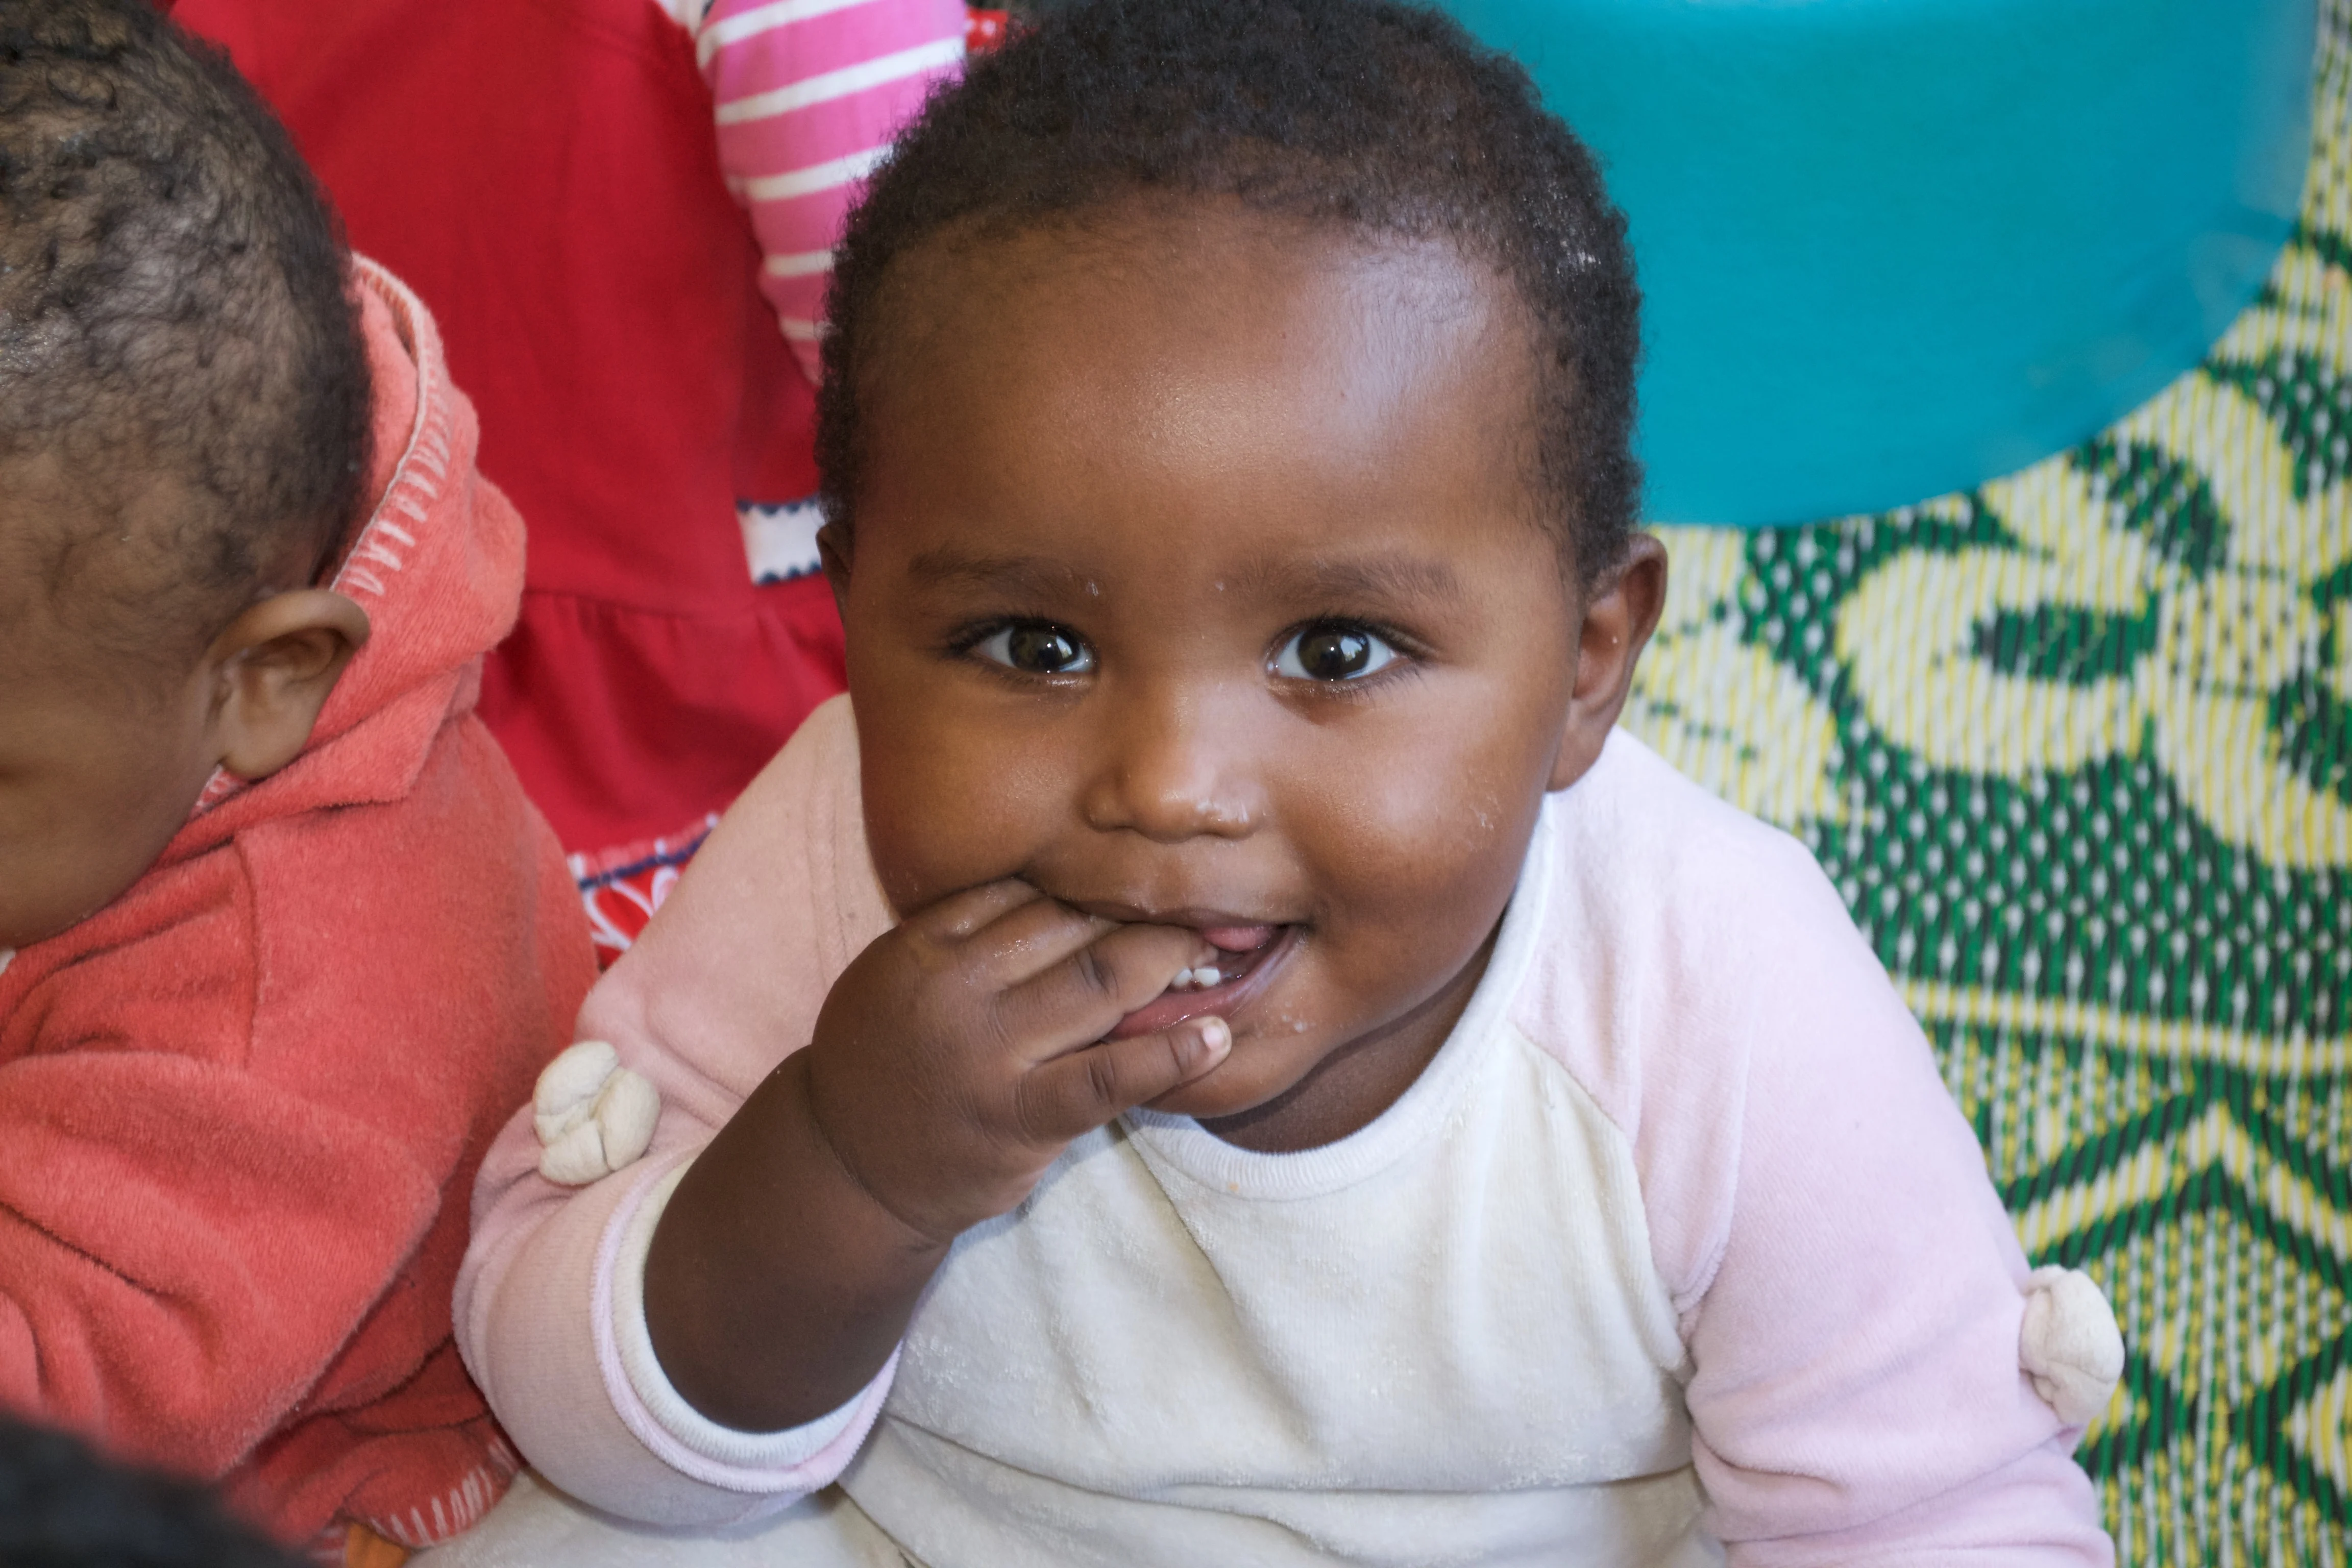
0, 262, 596, 1545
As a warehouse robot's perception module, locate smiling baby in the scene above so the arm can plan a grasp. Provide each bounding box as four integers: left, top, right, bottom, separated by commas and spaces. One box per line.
450, 3, 2120, 1563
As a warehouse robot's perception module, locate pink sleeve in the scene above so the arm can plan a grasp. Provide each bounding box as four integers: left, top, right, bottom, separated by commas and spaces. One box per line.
698, 0, 969, 382
454, 698, 898, 1526
1567, 819, 2114, 1563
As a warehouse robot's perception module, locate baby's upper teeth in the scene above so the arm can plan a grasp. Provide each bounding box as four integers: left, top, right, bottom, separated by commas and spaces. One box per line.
1169, 965, 1224, 992
1195, 966, 1221, 988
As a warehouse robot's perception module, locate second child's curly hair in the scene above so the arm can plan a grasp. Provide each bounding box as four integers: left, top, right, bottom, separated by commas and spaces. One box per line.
0, 0, 370, 660
818, 0, 1641, 581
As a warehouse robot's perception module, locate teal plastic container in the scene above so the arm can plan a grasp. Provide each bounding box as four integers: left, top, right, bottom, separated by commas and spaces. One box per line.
1438, 0, 2315, 524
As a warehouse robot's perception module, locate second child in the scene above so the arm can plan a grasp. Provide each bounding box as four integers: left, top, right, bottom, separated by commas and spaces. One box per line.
0, 3, 594, 1555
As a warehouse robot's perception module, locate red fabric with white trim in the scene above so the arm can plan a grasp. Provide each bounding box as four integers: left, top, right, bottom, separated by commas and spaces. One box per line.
572, 817, 721, 969
164, 0, 963, 859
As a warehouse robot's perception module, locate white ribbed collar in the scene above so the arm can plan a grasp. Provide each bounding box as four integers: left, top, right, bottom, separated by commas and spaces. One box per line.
1122, 794, 1558, 1203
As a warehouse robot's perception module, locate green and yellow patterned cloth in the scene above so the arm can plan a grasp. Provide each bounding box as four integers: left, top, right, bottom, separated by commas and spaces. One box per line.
1619, 8, 2352, 1561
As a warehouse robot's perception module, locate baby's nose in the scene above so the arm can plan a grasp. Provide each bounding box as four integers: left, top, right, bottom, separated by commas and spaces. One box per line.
1079, 695, 1267, 843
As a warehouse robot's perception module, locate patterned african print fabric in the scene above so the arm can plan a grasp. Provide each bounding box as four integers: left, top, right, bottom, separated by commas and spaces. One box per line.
1619, 11, 2352, 1560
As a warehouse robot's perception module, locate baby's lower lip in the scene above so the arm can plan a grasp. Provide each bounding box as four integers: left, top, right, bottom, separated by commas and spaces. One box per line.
1108, 925, 1295, 1041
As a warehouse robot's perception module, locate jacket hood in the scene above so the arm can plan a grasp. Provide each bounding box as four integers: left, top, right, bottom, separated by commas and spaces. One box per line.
164, 257, 526, 861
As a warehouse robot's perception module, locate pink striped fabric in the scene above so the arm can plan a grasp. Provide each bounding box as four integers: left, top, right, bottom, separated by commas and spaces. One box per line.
674, 0, 970, 381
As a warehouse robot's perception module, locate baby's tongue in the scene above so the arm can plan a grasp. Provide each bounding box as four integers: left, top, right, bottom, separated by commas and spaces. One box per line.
1199, 923, 1277, 954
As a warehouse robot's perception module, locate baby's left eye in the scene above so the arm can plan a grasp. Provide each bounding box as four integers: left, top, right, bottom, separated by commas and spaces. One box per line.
1272, 623, 1401, 682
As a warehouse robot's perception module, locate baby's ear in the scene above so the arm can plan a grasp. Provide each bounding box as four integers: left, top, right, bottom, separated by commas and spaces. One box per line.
206, 590, 372, 781
1546, 533, 1668, 792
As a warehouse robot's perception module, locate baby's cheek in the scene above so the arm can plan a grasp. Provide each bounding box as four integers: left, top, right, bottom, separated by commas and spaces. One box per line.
861, 733, 1063, 912
1322, 764, 1531, 906
1301, 788, 1534, 1000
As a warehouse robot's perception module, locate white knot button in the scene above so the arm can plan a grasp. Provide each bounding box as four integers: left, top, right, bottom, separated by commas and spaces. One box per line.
533, 1040, 660, 1186
2019, 1265, 2125, 1427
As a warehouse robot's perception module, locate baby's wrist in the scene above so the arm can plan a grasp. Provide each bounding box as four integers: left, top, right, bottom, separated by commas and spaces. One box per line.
787, 1052, 963, 1252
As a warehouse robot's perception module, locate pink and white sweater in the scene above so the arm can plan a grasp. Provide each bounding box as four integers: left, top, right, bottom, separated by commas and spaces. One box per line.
667, 0, 970, 381
454, 698, 2115, 1564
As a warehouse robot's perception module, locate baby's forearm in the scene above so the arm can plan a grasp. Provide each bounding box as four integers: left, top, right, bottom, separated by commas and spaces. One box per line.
643, 1051, 947, 1434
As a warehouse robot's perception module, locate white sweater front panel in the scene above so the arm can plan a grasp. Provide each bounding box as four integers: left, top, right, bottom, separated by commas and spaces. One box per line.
844, 805, 1717, 1568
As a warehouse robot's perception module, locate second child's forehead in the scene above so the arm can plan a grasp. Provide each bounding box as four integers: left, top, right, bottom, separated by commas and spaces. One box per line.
857, 203, 1547, 564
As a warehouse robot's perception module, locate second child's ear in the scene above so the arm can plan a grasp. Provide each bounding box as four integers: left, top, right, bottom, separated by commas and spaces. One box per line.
1546, 533, 1668, 793
205, 590, 372, 781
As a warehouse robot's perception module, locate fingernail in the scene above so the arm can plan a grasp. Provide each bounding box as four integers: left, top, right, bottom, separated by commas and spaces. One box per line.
1194, 1016, 1232, 1063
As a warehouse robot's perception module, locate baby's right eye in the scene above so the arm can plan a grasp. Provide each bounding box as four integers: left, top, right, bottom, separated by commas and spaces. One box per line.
972, 622, 1096, 676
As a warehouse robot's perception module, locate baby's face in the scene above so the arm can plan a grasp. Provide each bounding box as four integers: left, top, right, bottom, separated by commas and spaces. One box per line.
837, 210, 1606, 1136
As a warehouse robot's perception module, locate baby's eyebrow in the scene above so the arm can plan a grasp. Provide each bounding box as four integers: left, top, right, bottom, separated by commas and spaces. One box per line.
1239, 554, 1463, 607
902, 546, 1462, 607
904, 549, 1090, 600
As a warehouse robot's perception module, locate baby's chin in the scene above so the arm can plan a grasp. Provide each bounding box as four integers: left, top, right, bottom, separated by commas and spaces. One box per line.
1139, 1051, 1284, 1123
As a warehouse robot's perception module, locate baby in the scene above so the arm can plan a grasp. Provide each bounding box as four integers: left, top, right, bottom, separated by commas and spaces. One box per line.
454, 1, 2121, 1562
0, 1, 593, 1554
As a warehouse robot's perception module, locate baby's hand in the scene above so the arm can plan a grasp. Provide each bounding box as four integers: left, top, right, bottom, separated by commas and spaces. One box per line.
644, 880, 1226, 1429
800, 880, 1230, 1244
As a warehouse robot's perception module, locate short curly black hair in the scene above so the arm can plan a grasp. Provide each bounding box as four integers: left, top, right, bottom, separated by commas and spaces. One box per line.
819, 0, 1641, 580
0, 0, 370, 665
0, 1417, 305, 1568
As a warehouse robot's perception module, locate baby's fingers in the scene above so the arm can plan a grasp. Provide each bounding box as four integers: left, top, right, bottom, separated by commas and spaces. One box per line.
907, 877, 1047, 940
1012, 1017, 1231, 1146
995, 920, 1210, 1058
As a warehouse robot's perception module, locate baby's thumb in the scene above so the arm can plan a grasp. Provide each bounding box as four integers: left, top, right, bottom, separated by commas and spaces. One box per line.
1019, 1016, 1232, 1144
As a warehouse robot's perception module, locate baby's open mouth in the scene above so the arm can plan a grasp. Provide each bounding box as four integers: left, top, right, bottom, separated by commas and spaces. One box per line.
1110, 922, 1295, 1040
1163, 923, 1281, 992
